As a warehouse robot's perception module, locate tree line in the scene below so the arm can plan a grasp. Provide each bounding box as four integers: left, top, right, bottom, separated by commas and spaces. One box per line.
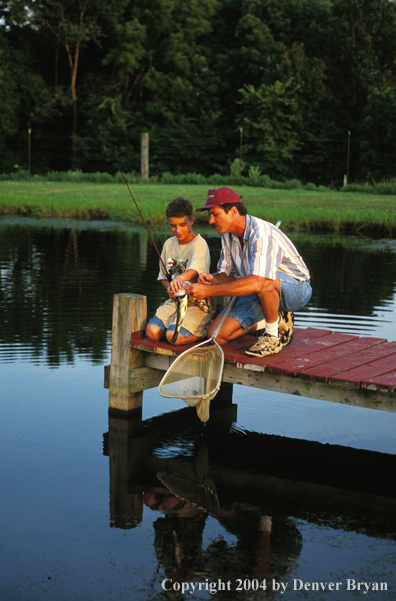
2, 0, 396, 185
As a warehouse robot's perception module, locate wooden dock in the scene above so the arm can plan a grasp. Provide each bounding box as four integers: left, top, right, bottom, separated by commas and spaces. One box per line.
106, 293, 396, 416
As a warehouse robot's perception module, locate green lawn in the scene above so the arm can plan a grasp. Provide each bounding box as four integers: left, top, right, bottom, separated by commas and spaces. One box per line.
1, 181, 396, 236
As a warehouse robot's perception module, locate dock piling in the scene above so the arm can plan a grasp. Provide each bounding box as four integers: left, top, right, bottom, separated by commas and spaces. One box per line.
109, 293, 147, 415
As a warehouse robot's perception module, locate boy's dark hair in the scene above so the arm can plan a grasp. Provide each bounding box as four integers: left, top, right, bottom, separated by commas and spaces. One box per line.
221, 202, 248, 216
166, 197, 193, 220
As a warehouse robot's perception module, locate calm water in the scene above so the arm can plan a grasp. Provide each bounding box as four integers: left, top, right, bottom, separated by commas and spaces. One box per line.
1, 217, 396, 600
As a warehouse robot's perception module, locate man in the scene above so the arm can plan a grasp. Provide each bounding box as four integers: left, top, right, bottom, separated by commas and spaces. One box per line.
186, 187, 312, 357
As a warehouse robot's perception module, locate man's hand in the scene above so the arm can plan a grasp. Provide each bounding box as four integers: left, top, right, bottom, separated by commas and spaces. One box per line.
188, 272, 237, 299
186, 283, 211, 300
186, 272, 214, 299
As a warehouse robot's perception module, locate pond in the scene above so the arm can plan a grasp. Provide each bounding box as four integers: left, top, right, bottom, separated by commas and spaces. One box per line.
1, 216, 396, 600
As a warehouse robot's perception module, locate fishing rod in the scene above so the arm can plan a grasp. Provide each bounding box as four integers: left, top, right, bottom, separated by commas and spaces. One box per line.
115, 147, 171, 282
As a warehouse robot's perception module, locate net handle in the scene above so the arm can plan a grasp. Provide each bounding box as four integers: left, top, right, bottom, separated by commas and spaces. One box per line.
158, 299, 233, 401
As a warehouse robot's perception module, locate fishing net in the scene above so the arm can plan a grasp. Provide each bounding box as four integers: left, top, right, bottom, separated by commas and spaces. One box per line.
158, 339, 224, 423
157, 445, 220, 514
158, 297, 237, 423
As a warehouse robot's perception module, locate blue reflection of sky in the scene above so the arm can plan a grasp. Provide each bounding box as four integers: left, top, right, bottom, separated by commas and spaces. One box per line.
1, 351, 396, 600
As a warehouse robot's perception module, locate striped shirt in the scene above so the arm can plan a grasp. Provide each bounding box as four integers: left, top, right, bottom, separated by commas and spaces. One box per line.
217, 214, 310, 282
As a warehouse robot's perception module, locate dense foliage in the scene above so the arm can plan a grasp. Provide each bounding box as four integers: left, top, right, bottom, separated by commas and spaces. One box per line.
2, 0, 396, 185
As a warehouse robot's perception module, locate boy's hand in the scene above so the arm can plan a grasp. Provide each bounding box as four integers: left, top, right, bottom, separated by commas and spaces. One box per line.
198, 272, 213, 285
169, 276, 184, 294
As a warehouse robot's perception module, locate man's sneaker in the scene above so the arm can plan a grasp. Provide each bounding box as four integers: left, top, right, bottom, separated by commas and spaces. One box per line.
253, 312, 294, 344
278, 311, 294, 347
245, 333, 283, 357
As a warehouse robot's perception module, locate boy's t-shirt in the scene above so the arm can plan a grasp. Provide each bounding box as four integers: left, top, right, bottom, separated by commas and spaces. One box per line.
154, 234, 214, 337
157, 234, 211, 282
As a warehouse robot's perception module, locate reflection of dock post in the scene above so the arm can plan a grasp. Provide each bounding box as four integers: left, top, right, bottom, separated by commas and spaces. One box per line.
139, 232, 148, 269
213, 382, 233, 409
108, 417, 144, 529
108, 293, 147, 415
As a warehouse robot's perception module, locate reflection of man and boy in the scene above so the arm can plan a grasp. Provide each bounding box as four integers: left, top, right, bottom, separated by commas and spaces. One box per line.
146, 187, 312, 358
143, 489, 302, 589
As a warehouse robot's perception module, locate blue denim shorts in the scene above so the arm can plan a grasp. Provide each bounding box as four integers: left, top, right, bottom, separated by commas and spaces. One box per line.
219, 272, 312, 330
147, 315, 192, 338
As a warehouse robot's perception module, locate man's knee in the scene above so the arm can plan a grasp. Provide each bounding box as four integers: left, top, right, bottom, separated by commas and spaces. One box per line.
209, 315, 250, 346
259, 276, 280, 295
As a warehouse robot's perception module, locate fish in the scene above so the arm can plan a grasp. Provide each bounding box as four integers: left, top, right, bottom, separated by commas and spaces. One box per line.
167, 258, 214, 314
171, 281, 190, 343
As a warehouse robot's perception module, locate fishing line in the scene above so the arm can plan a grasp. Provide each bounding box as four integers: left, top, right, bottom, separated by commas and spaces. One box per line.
115, 147, 171, 282
117, 150, 164, 242
115, 146, 159, 233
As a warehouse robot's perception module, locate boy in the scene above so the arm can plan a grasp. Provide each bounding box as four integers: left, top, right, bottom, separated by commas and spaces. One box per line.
146, 197, 214, 345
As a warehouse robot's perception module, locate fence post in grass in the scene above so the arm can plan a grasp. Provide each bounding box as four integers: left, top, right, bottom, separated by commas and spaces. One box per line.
108, 293, 147, 415
346, 130, 351, 184
28, 127, 32, 177
141, 132, 149, 181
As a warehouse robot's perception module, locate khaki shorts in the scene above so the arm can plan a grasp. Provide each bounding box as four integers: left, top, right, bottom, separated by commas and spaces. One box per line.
152, 298, 214, 338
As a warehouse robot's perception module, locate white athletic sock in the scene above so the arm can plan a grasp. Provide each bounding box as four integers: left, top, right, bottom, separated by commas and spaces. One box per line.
265, 320, 278, 338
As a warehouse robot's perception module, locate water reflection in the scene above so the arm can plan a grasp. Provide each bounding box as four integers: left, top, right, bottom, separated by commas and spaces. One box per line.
294, 234, 396, 339
2, 219, 396, 369
2, 218, 396, 599
3, 217, 396, 446
0, 218, 166, 365
104, 406, 303, 592
103, 400, 396, 594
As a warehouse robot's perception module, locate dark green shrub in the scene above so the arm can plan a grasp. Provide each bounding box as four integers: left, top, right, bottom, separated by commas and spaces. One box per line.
283, 179, 302, 190
375, 183, 396, 195
341, 184, 375, 194
304, 182, 317, 191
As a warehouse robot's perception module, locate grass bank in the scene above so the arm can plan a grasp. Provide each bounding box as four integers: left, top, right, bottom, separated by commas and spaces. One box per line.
1, 181, 396, 237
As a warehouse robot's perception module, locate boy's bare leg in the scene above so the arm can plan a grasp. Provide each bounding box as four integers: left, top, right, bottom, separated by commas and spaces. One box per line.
146, 324, 165, 341
165, 330, 201, 346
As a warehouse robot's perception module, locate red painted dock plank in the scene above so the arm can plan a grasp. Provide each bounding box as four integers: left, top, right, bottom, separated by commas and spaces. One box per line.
265, 333, 359, 375
131, 336, 191, 355
303, 341, 396, 384
282, 337, 387, 379
329, 344, 396, 387
361, 373, 396, 393
232, 332, 359, 373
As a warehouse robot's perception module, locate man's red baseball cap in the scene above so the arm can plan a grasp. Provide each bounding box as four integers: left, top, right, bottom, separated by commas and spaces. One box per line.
196, 187, 242, 211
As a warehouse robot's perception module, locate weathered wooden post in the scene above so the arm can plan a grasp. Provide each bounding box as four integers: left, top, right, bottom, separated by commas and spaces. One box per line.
108, 293, 147, 415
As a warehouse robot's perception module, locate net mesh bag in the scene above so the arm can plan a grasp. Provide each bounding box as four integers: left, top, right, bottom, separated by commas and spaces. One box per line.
158, 341, 224, 423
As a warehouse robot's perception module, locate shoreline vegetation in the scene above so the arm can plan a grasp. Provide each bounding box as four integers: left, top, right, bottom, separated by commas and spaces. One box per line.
1, 172, 396, 237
